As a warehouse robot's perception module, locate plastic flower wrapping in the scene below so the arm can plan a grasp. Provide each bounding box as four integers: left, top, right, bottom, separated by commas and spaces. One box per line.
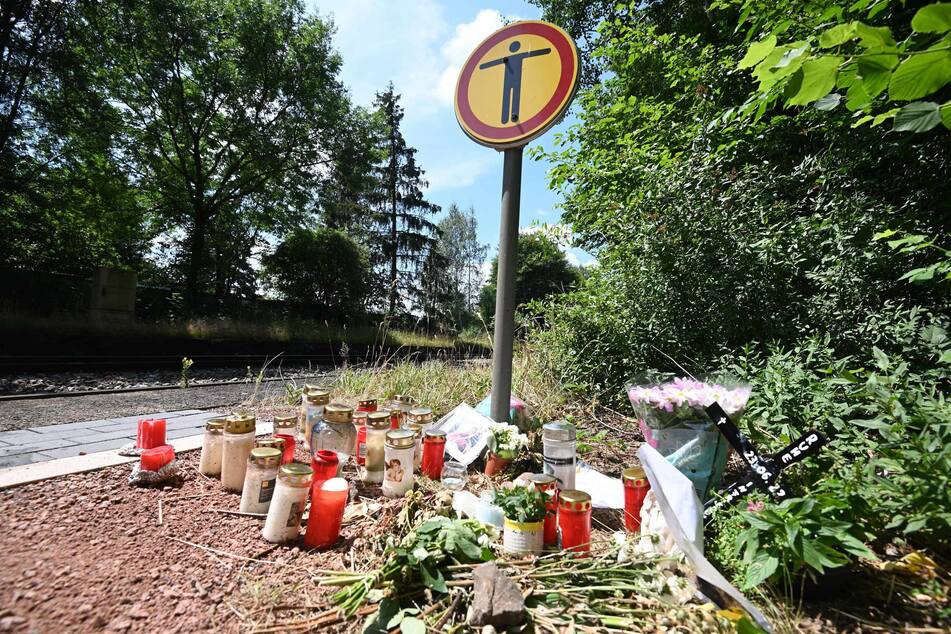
485, 422, 528, 459
627, 375, 751, 430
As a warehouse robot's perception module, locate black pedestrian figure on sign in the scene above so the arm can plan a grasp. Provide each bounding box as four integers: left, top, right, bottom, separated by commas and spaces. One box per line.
478, 40, 551, 124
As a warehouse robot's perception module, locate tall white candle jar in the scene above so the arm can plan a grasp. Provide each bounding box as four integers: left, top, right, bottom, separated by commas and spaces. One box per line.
262, 462, 313, 543
363, 411, 390, 483
302, 389, 330, 452
542, 421, 577, 490
404, 407, 433, 470
272, 413, 297, 438
239, 447, 281, 513
383, 429, 416, 498
314, 403, 356, 466
221, 414, 256, 492
198, 417, 227, 476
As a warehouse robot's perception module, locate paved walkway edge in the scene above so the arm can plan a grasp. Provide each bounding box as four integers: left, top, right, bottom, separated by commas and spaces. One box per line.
0, 422, 273, 490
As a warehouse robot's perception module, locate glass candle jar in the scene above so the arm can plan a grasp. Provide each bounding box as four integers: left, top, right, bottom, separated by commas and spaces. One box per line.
239, 447, 281, 514
262, 463, 313, 543
542, 421, 577, 490
421, 429, 446, 480
314, 403, 356, 465
383, 430, 415, 498
353, 410, 368, 466
303, 477, 349, 550
221, 414, 256, 492
558, 489, 592, 555
526, 473, 559, 547
356, 398, 377, 413
363, 412, 390, 483
405, 407, 433, 470
255, 436, 284, 453
272, 413, 297, 438
388, 395, 414, 429
622, 466, 650, 533
198, 418, 226, 476
302, 389, 330, 451
440, 460, 466, 491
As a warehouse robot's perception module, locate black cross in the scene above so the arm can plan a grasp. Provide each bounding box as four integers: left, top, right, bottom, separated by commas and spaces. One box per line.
702, 401, 827, 517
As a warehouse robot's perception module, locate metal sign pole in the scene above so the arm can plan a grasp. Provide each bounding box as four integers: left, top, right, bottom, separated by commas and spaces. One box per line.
490, 146, 523, 423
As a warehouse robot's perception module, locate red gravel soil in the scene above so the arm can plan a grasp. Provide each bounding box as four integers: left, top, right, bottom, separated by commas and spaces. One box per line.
0, 446, 400, 634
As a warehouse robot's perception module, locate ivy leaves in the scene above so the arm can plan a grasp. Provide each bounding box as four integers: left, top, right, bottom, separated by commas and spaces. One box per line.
735, 2, 951, 133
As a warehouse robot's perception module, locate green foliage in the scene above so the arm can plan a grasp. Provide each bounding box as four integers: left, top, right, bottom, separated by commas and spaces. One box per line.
874, 229, 951, 283
494, 485, 547, 523
263, 227, 370, 320
179, 356, 194, 389
480, 232, 582, 324
726, 0, 951, 133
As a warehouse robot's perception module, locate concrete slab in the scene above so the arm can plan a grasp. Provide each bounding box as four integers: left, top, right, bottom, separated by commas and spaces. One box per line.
0, 437, 77, 457
0, 452, 52, 469
28, 420, 114, 433
0, 430, 44, 444
38, 438, 136, 460
31, 425, 108, 439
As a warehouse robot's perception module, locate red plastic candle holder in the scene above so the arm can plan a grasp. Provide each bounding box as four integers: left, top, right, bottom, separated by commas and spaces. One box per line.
303, 477, 349, 549
136, 418, 153, 449
274, 433, 296, 464
140, 444, 174, 472
420, 431, 446, 480
622, 466, 650, 533
355, 426, 367, 466
310, 450, 339, 488
557, 490, 592, 555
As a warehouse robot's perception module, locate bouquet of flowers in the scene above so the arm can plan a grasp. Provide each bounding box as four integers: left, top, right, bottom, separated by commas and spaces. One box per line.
485, 422, 528, 460
627, 374, 751, 501
627, 376, 751, 430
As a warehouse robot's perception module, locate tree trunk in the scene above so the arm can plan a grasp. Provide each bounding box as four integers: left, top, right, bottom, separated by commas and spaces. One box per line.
387, 108, 398, 316
185, 200, 209, 314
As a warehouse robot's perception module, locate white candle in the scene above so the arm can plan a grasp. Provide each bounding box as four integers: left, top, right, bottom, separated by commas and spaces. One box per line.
221, 414, 256, 492
262, 463, 313, 543
239, 447, 281, 514
198, 418, 226, 476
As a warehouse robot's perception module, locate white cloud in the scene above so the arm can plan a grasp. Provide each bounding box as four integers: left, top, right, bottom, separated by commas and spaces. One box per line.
563, 250, 581, 267
435, 9, 512, 104
425, 153, 497, 192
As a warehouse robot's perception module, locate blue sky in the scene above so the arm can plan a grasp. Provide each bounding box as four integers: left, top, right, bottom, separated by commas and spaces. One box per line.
308, 0, 593, 269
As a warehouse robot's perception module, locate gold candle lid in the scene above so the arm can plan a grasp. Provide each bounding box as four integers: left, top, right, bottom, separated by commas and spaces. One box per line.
279, 462, 313, 486
353, 410, 369, 425
424, 429, 446, 441
250, 447, 281, 466
255, 437, 285, 450
407, 407, 433, 424
385, 429, 416, 448
367, 411, 391, 429
273, 413, 297, 426
358, 398, 377, 409
558, 489, 591, 511
622, 466, 647, 482
224, 414, 255, 434
306, 390, 331, 405
393, 394, 414, 404
323, 403, 353, 424
526, 473, 556, 487
205, 418, 226, 432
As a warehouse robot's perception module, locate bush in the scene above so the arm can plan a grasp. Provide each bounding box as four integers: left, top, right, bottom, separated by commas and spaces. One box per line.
263, 227, 370, 321
705, 312, 951, 590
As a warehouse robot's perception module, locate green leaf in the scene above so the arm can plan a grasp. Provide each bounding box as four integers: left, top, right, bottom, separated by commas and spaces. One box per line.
893, 101, 943, 132
912, 3, 951, 33
419, 560, 447, 593
941, 101, 951, 129
815, 93, 842, 110
788, 56, 843, 105
399, 617, 426, 634
872, 107, 900, 126
819, 22, 857, 48
739, 35, 777, 69
801, 539, 827, 573
904, 517, 929, 533
888, 47, 951, 101
873, 229, 898, 240
853, 22, 896, 48
745, 551, 780, 587
939, 350, 951, 363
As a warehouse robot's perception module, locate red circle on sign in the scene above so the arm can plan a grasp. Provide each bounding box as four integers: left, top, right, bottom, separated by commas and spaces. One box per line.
455, 22, 578, 147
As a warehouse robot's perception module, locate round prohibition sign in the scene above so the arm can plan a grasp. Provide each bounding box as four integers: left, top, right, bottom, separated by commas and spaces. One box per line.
454, 21, 580, 149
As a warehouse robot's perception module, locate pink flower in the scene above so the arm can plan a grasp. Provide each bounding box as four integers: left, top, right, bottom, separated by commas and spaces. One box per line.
747, 501, 765, 513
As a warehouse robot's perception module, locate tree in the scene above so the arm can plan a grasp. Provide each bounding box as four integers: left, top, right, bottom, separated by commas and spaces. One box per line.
365, 84, 440, 316
83, 0, 355, 308
263, 227, 370, 320
479, 232, 582, 323
416, 244, 460, 332
434, 204, 487, 328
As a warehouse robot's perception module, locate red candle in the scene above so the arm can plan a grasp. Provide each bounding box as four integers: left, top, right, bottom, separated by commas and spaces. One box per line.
150, 419, 167, 448
558, 490, 592, 555
274, 433, 296, 464
304, 477, 349, 549
141, 444, 175, 472
310, 450, 338, 488
526, 474, 559, 546
420, 429, 446, 480
356, 399, 377, 413
355, 425, 367, 466
622, 466, 650, 533
136, 419, 153, 449
389, 409, 400, 430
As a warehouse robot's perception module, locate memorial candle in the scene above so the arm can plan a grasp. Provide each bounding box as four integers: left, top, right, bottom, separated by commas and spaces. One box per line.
421, 429, 446, 480
274, 433, 296, 464
557, 489, 592, 555
310, 450, 338, 488
262, 463, 313, 543
149, 419, 167, 448
622, 466, 650, 533
303, 477, 349, 549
